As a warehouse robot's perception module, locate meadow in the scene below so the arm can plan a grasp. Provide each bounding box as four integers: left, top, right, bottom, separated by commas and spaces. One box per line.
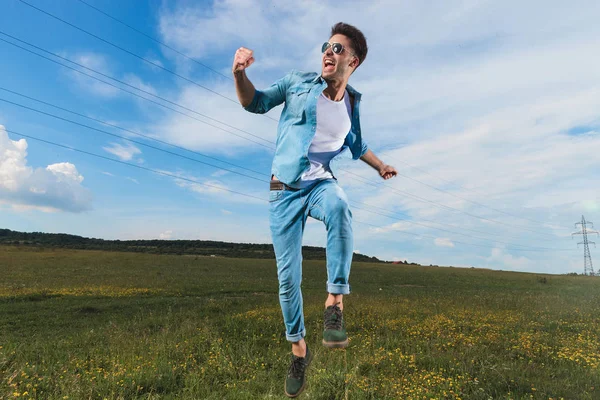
0, 245, 599, 399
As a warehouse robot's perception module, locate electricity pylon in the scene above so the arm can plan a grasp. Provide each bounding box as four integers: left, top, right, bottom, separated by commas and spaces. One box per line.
572, 215, 599, 276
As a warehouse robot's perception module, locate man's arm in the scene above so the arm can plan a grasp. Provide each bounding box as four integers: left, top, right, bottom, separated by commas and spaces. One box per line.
360, 149, 398, 180
232, 47, 256, 107
232, 47, 288, 113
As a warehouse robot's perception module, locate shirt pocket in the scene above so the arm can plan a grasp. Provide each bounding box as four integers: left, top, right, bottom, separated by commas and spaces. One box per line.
286, 85, 311, 117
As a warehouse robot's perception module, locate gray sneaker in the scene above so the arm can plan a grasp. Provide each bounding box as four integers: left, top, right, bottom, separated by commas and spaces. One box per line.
322, 303, 348, 348
284, 346, 312, 398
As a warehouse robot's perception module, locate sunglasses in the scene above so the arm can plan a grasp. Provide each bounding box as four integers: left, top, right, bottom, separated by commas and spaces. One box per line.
321, 42, 355, 58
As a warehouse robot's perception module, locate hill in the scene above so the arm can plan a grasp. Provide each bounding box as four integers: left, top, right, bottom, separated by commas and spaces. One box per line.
0, 228, 385, 262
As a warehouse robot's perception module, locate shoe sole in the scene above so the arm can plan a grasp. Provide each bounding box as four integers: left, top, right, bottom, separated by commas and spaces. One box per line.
285, 382, 305, 398
322, 338, 349, 348
284, 351, 313, 398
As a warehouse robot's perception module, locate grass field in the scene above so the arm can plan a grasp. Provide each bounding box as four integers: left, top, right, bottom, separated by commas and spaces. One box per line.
1, 245, 599, 399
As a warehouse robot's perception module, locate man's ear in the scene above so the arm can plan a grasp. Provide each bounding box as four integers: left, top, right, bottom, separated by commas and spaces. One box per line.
350, 56, 359, 70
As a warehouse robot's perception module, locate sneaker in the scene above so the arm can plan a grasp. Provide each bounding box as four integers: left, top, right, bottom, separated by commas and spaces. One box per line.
322, 303, 348, 348
284, 346, 312, 398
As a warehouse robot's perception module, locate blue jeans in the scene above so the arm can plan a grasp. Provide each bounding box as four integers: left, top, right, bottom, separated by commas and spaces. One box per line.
269, 179, 353, 342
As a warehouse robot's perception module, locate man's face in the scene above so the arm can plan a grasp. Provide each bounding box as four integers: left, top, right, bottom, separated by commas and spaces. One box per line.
321, 34, 357, 80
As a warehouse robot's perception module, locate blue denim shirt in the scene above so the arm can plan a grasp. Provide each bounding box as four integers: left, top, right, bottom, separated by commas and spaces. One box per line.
244, 70, 368, 185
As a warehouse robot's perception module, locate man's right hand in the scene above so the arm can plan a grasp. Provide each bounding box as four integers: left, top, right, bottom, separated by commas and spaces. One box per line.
232, 47, 255, 75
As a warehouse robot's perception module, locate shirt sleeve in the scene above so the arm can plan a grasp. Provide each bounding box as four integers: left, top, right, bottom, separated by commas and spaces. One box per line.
360, 137, 369, 157
243, 72, 293, 114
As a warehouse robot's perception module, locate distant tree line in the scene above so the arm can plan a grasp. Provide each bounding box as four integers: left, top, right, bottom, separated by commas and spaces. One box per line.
0, 229, 384, 262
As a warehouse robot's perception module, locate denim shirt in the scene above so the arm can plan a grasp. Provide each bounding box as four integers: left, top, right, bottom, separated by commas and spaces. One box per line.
244, 70, 368, 185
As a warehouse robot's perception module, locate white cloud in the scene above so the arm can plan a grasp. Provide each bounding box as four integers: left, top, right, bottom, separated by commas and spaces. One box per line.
159, 230, 173, 239
64, 52, 157, 102
65, 52, 120, 97
144, 51, 165, 71
178, 177, 228, 195
486, 247, 534, 272
148, 58, 164, 69
370, 220, 414, 234
151, 83, 277, 154
0, 128, 92, 212
46, 163, 84, 183
221, 209, 232, 215
156, 168, 266, 205
434, 238, 455, 248
212, 169, 229, 177
102, 142, 142, 161
159, 1, 287, 61
0, 127, 29, 191
123, 73, 158, 96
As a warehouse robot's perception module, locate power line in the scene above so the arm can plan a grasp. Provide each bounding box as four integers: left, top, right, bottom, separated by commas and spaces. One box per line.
2, 128, 575, 254
75, 0, 232, 82
3, 29, 562, 241
350, 203, 573, 251
0, 33, 275, 150
349, 198, 537, 243
395, 157, 491, 194
352, 216, 574, 252
389, 160, 570, 230
0, 26, 568, 240
17, 0, 281, 123
394, 157, 570, 229
72, 0, 570, 232
15, 0, 575, 240
2, 92, 568, 251
2, 127, 577, 253
378, 151, 499, 196
4, 129, 268, 203
0, 26, 562, 239
5, 90, 565, 251
0, 96, 269, 184
3, 2, 582, 258
0, 86, 267, 178
0, 29, 565, 239
340, 169, 559, 239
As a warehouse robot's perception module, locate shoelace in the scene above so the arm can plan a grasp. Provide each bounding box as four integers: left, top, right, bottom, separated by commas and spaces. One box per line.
288, 355, 307, 379
324, 303, 343, 330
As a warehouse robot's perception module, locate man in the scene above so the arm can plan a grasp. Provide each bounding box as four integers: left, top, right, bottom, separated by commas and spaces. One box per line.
233, 22, 397, 397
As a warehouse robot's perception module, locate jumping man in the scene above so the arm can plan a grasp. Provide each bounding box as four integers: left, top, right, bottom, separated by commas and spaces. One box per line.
233, 22, 397, 397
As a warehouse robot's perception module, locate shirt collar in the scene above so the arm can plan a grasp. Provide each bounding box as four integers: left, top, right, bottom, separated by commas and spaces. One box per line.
312, 74, 325, 84
313, 75, 362, 97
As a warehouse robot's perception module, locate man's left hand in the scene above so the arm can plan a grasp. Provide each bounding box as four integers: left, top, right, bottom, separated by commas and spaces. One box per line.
378, 165, 398, 180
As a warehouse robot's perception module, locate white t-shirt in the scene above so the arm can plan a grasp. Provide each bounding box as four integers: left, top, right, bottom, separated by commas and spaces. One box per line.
291, 90, 351, 188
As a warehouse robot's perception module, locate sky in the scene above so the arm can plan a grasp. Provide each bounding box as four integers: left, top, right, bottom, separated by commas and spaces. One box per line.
1, 0, 599, 274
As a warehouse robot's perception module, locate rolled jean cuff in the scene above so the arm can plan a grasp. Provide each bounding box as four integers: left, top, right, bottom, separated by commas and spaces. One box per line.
286, 329, 306, 343
327, 283, 350, 295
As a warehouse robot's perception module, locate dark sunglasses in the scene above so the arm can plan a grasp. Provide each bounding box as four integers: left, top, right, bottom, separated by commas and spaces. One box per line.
321, 42, 355, 57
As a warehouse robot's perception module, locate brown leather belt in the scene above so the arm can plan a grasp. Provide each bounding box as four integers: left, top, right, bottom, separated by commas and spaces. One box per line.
270, 180, 299, 191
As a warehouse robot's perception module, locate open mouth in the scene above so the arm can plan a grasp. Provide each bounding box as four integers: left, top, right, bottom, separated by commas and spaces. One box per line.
323, 59, 335, 72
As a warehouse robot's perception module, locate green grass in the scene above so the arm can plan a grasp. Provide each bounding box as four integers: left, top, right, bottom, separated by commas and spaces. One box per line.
1, 245, 599, 399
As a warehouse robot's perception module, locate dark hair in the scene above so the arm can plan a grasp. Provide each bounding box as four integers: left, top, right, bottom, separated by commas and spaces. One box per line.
330, 22, 368, 68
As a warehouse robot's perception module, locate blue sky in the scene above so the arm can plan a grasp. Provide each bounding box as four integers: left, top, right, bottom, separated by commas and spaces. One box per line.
1, 0, 599, 274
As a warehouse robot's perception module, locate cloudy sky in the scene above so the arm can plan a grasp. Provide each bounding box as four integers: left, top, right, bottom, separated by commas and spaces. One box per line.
1, 0, 599, 274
